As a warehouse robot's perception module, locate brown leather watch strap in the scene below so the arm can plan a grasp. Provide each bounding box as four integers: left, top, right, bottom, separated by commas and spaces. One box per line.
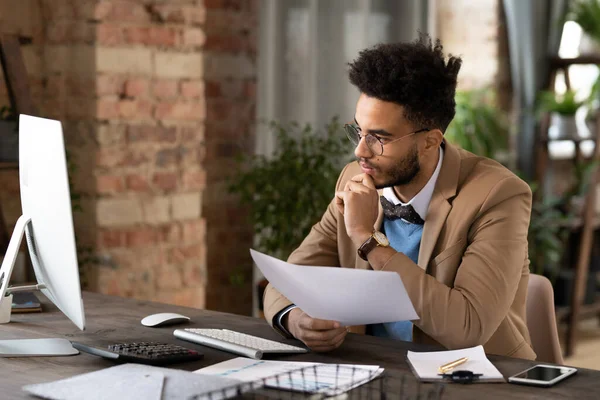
357, 235, 378, 261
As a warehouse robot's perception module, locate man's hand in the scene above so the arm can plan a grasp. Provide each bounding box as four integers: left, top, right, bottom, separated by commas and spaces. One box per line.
335, 173, 379, 247
284, 308, 347, 352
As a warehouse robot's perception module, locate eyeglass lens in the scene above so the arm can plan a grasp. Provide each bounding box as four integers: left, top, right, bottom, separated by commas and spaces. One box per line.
345, 125, 383, 155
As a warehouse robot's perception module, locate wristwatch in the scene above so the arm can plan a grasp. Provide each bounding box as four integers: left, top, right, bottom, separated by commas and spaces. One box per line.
357, 231, 390, 261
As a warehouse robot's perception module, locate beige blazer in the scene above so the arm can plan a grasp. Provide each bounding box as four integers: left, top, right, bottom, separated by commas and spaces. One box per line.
264, 142, 536, 360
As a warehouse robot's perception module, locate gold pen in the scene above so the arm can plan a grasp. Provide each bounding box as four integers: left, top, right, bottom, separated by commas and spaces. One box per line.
438, 357, 468, 374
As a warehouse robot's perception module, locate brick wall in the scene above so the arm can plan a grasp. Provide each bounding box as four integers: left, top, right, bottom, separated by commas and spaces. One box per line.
91, 0, 211, 307
0, 0, 257, 314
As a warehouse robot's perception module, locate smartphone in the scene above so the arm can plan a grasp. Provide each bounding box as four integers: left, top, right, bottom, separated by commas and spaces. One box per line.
508, 364, 577, 387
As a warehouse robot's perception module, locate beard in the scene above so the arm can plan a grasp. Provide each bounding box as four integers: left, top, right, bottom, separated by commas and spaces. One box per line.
370, 142, 421, 189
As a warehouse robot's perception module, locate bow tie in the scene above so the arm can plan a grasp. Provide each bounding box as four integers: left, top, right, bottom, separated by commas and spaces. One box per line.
380, 196, 424, 225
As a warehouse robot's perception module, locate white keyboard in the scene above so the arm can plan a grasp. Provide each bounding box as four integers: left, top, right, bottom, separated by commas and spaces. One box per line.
173, 328, 308, 359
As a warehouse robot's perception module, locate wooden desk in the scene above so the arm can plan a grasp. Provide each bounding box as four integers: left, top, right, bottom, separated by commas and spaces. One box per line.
1, 292, 599, 399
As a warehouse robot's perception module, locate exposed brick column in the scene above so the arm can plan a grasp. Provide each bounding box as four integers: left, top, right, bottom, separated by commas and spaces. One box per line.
202, 0, 258, 315
91, 1, 208, 307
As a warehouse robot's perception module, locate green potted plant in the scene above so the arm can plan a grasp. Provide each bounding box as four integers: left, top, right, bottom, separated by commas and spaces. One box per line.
538, 90, 584, 139
568, 0, 600, 53
563, 159, 599, 216
0, 106, 18, 162
583, 73, 600, 137
527, 184, 570, 284
526, 158, 600, 305
229, 118, 353, 313
445, 89, 510, 164
229, 117, 353, 261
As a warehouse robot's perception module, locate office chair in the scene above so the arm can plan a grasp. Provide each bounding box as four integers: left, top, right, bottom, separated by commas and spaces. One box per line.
526, 273, 564, 365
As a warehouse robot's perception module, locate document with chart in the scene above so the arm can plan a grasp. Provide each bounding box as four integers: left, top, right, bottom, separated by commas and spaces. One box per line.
250, 249, 418, 326
195, 357, 384, 397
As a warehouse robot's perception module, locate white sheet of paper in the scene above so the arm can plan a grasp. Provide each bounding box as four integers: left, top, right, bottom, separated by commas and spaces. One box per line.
23, 367, 165, 400
195, 357, 384, 396
250, 249, 418, 325
406, 345, 505, 381
23, 363, 245, 400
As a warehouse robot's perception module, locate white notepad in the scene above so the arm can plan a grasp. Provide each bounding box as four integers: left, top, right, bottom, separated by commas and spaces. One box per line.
406, 345, 505, 382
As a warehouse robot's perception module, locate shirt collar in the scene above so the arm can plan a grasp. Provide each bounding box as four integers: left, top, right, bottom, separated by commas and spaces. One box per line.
382, 146, 444, 221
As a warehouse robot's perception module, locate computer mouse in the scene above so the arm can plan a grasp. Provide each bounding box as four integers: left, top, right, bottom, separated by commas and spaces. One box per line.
141, 312, 191, 327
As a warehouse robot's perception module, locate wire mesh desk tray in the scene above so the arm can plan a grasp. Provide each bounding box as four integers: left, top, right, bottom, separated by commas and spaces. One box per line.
190, 364, 445, 400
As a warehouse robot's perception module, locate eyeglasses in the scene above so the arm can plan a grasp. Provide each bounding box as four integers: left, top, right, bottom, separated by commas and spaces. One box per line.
344, 123, 429, 156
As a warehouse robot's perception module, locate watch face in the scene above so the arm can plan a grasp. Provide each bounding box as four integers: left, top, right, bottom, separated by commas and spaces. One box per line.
373, 231, 389, 246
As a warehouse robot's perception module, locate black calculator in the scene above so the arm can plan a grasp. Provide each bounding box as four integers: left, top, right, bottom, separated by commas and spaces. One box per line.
71, 341, 204, 366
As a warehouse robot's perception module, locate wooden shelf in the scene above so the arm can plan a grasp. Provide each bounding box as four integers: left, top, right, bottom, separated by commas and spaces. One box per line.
551, 54, 600, 67
0, 162, 17, 170
538, 52, 600, 357
556, 295, 600, 322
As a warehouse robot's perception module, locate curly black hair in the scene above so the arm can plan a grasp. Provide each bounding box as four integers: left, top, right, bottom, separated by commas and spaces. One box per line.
348, 33, 462, 133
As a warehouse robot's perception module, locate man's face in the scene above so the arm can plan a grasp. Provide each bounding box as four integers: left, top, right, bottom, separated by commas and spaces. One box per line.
353, 94, 422, 189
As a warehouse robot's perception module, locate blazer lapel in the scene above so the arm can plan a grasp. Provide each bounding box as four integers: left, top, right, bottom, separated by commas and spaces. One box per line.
417, 142, 461, 270
417, 191, 451, 270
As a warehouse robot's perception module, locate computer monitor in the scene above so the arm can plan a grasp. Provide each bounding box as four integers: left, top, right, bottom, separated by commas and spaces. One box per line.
0, 114, 85, 356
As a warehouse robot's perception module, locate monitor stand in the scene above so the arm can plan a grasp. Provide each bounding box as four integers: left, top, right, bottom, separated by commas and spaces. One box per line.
0, 215, 79, 356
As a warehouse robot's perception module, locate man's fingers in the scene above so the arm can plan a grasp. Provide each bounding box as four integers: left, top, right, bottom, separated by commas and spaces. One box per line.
335, 192, 345, 215
298, 315, 340, 331
295, 315, 348, 351
299, 327, 346, 343
325, 327, 348, 347
307, 330, 347, 352
345, 181, 370, 194
350, 173, 377, 190
333, 326, 349, 340
327, 329, 348, 350
335, 191, 347, 213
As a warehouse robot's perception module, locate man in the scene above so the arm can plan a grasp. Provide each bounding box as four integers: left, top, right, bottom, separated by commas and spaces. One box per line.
263, 34, 536, 360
